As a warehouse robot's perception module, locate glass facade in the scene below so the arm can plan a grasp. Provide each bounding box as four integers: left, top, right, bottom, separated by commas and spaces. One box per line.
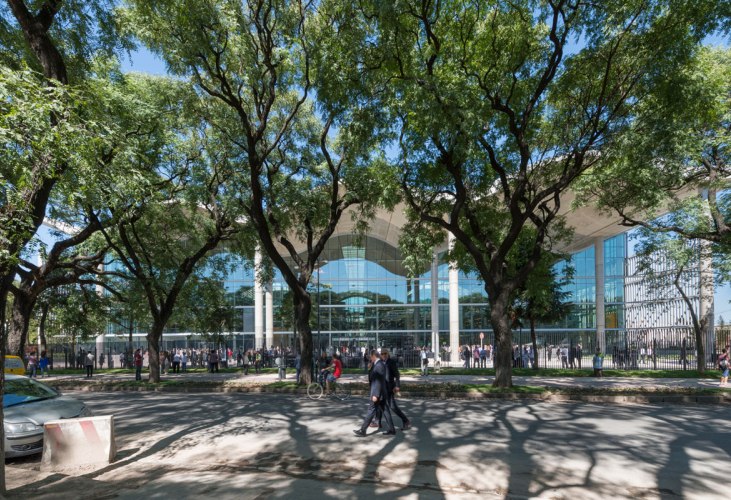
103, 230, 635, 355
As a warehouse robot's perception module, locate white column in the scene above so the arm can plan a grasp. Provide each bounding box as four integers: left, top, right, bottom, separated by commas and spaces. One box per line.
594, 237, 606, 353
448, 232, 460, 364
699, 239, 715, 363
254, 247, 264, 349
95, 261, 106, 363
430, 250, 439, 357
265, 280, 274, 348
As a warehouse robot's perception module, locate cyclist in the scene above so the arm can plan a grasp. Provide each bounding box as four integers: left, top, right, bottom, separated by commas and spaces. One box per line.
322, 353, 343, 394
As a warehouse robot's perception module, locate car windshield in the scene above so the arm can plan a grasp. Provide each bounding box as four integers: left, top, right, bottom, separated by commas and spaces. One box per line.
3, 378, 58, 408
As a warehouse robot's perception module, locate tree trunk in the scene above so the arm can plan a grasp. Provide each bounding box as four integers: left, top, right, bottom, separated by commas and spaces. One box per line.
294, 292, 313, 385
127, 315, 134, 369
0, 276, 12, 493
39, 302, 48, 353
490, 300, 513, 388
7, 293, 35, 359
147, 320, 164, 383
694, 322, 706, 375
530, 316, 539, 370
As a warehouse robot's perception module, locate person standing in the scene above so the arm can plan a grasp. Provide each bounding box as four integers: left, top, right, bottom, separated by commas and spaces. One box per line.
172, 350, 181, 373
134, 348, 143, 381
463, 345, 471, 369
718, 348, 730, 387
592, 348, 604, 378
39, 351, 49, 377
576, 343, 583, 369
420, 347, 429, 376
275, 354, 286, 381
294, 352, 301, 383
85, 351, 94, 378
27, 351, 38, 378
381, 350, 411, 430
354, 350, 395, 437
243, 350, 251, 375
255, 351, 262, 374
181, 350, 188, 372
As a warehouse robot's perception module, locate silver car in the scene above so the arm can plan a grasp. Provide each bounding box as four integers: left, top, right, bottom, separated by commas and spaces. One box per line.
4, 374, 92, 458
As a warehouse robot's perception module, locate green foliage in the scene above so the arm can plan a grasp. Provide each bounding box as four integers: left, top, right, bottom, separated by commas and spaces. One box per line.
0, 67, 103, 271
0, 1, 133, 80
578, 46, 731, 245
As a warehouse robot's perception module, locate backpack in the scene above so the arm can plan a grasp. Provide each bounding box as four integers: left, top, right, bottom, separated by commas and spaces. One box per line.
720, 358, 729, 370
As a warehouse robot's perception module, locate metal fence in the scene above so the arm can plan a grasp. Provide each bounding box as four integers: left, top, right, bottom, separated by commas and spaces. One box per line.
38, 326, 725, 373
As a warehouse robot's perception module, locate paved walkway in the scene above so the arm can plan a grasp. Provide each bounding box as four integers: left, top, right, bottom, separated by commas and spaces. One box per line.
39, 369, 725, 390
6, 392, 728, 499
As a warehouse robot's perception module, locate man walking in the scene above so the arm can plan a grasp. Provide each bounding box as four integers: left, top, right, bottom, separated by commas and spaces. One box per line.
380, 350, 411, 430
354, 350, 395, 437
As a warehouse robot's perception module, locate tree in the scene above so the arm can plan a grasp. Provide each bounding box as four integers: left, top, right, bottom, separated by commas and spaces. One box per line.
94, 89, 246, 382
630, 229, 727, 374
367, 0, 719, 387
512, 251, 573, 370
580, 47, 731, 244
125, 0, 397, 384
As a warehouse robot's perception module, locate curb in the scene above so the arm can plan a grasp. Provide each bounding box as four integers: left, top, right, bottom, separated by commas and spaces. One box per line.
52, 384, 731, 405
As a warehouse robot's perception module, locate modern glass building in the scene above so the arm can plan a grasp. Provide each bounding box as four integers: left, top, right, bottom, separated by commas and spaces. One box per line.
94, 201, 717, 368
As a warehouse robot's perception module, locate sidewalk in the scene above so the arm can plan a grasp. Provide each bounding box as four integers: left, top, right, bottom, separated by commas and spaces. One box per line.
38, 369, 725, 390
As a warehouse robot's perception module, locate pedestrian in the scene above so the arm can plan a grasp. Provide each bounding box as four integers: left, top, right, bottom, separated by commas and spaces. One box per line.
569, 344, 577, 369
479, 345, 487, 368
592, 348, 604, 378
380, 350, 411, 430
134, 348, 143, 381
98, 352, 105, 370
255, 351, 262, 374
462, 345, 471, 369
172, 350, 181, 373
420, 347, 429, 376
473, 345, 480, 368
576, 343, 583, 369
718, 348, 729, 387
85, 351, 94, 378
27, 351, 38, 378
181, 350, 188, 372
354, 350, 395, 437
276, 354, 286, 381
39, 351, 49, 377
209, 349, 219, 373
294, 352, 301, 383
561, 346, 569, 369
243, 350, 251, 375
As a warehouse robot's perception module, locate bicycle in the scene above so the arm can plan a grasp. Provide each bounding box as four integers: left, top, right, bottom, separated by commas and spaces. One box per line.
307, 373, 351, 401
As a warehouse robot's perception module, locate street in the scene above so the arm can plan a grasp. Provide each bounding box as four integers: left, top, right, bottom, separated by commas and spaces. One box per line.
6, 392, 729, 499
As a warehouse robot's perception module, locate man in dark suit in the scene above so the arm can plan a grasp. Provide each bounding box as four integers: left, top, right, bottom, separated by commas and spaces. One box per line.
379, 349, 411, 430
354, 350, 395, 437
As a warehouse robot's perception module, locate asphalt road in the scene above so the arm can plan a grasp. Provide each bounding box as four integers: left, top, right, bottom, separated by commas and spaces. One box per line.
6, 392, 730, 499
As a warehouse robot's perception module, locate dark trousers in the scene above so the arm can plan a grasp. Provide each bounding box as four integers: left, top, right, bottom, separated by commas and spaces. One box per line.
380, 393, 408, 427
135, 365, 142, 381
173, 361, 180, 373
243, 364, 249, 375
86, 365, 93, 378
361, 398, 394, 433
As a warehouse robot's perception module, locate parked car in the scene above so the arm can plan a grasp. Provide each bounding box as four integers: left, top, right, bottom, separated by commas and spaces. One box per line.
4, 356, 25, 376
3, 375, 92, 458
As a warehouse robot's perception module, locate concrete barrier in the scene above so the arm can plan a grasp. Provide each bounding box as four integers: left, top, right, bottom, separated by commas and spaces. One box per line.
41, 416, 116, 472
